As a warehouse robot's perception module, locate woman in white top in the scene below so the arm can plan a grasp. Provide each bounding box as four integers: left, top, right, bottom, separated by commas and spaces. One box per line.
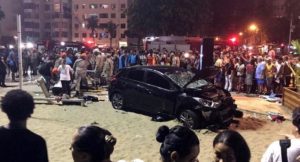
261, 108, 300, 162
58, 59, 73, 96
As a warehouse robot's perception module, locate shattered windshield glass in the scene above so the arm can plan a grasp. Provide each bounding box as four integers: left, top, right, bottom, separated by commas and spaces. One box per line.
165, 71, 195, 87
186, 79, 209, 88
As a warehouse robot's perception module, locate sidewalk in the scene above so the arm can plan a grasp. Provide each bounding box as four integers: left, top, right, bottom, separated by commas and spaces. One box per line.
232, 93, 292, 120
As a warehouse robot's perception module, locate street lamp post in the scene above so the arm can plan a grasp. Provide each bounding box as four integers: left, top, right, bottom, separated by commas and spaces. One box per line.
17, 14, 23, 89
288, 14, 293, 54
248, 24, 259, 45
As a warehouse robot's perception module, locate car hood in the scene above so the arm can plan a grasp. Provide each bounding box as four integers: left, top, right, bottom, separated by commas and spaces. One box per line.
183, 67, 219, 88
184, 85, 222, 100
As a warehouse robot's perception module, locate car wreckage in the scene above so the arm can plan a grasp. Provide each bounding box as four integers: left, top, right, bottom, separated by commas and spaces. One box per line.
108, 66, 243, 129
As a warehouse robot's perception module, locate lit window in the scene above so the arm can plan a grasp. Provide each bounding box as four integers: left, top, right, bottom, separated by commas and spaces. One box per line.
90, 4, 97, 9
54, 3, 61, 12
82, 23, 85, 28
100, 4, 109, 9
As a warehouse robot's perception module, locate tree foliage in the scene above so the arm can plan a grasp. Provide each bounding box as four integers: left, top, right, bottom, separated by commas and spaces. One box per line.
105, 21, 118, 48
127, 0, 212, 38
127, 0, 299, 43
284, 0, 300, 41
291, 40, 300, 54
0, 6, 5, 21
86, 16, 98, 37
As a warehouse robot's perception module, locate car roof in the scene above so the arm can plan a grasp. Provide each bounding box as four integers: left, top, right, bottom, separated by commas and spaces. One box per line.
124, 66, 187, 74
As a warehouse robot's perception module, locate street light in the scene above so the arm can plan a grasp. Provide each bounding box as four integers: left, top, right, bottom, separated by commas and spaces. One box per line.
249, 24, 258, 32
248, 24, 259, 45
60, 41, 66, 46
239, 32, 243, 36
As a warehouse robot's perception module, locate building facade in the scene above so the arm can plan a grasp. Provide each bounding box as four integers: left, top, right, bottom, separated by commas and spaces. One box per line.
22, 0, 72, 42
72, 0, 130, 48
0, 0, 72, 44
0, 0, 22, 44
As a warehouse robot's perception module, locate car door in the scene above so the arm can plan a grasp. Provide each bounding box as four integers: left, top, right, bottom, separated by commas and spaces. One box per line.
141, 70, 178, 115
122, 69, 145, 109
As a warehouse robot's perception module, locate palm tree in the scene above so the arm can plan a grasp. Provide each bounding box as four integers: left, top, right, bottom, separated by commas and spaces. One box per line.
0, 6, 5, 21
105, 21, 118, 48
86, 16, 98, 41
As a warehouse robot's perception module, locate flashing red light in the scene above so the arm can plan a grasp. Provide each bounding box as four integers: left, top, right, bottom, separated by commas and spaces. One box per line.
228, 36, 238, 45
230, 37, 237, 43
83, 38, 96, 48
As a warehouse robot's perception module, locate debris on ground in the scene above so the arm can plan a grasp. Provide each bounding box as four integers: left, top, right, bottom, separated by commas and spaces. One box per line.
267, 112, 286, 123
259, 93, 282, 103
230, 116, 267, 130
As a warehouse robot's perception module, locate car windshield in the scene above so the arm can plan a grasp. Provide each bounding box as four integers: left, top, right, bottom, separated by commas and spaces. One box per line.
165, 71, 195, 87
166, 70, 209, 88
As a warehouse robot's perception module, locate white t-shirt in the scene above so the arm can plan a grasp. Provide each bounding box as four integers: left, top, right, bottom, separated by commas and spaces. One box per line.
261, 139, 300, 162
58, 65, 73, 81
236, 63, 245, 76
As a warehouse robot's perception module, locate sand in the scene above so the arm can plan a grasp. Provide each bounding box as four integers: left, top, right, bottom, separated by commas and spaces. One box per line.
0, 83, 294, 162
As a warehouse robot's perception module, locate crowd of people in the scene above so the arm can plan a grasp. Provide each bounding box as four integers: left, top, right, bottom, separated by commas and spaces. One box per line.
213, 48, 300, 95
0, 89, 300, 162
0, 47, 202, 97
1, 45, 300, 98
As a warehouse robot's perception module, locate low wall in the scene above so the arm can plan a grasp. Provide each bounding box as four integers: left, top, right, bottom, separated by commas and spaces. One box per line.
283, 87, 300, 111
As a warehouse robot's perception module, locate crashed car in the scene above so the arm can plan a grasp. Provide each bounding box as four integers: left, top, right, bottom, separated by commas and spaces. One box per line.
108, 66, 242, 129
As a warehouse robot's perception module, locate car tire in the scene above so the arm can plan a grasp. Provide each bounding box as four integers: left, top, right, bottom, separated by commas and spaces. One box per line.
234, 110, 244, 118
179, 110, 201, 129
111, 93, 124, 110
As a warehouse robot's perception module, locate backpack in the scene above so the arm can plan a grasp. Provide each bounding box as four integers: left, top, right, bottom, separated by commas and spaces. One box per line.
280, 139, 291, 162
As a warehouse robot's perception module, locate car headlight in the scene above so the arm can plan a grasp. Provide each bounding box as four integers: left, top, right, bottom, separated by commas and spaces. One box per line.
193, 97, 221, 109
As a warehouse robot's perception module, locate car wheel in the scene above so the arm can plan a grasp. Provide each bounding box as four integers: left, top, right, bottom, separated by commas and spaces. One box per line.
179, 110, 201, 129
234, 110, 244, 118
111, 93, 124, 110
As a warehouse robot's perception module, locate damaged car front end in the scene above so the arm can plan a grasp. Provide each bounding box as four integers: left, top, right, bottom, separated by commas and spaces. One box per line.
167, 69, 241, 129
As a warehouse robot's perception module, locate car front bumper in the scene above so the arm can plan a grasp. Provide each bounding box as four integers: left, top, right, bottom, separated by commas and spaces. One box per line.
200, 104, 237, 126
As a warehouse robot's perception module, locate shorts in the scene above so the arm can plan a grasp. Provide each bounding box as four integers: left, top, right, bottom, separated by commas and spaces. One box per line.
256, 79, 265, 85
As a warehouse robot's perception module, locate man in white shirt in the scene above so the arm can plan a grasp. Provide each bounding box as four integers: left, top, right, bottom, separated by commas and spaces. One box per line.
261, 108, 300, 162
